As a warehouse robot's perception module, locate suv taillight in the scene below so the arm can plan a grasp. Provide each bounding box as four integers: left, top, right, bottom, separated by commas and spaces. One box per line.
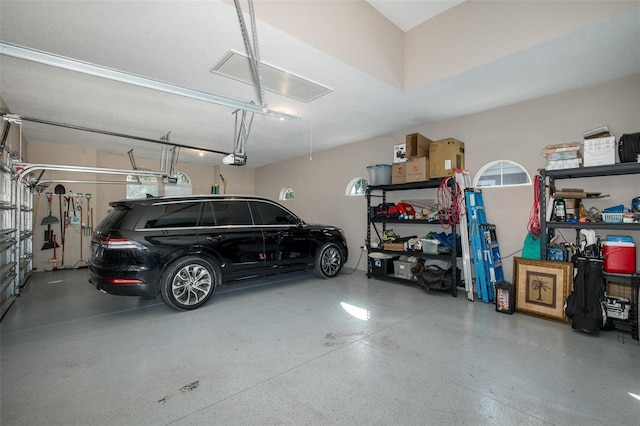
99, 237, 146, 250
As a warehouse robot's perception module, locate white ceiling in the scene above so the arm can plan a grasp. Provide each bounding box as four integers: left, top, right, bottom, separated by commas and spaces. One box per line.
367, 0, 465, 31
0, 1, 639, 169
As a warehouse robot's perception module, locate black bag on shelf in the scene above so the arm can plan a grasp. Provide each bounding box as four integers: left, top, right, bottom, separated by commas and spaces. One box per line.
565, 257, 606, 334
618, 132, 640, 163
416, 265, 461, 291
370, 203, 399, 219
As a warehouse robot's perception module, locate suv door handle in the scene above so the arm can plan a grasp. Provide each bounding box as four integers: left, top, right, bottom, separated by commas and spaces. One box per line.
206, 235, 224, 241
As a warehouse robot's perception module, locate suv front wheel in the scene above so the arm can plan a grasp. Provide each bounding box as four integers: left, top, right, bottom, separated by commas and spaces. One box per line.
160, 256, 219, 310
314, 242, 344, 279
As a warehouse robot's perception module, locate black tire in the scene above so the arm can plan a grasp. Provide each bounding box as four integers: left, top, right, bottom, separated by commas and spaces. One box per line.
314, 242, 344, 279
160, 256, 219, 311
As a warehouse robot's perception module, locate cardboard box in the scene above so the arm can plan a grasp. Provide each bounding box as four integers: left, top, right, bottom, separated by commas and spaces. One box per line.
583, 136, 616, 167
405, 156, 429, 182
545, 158, 582, 170
607, 282, 633, 299
405, 133, 432, 158
383, 242, 405, 251
543, 143, 581, 157
429, 138, 465, 178
393, 143, 406, 163
546, 150, 580, 161
392, 163, 406, 184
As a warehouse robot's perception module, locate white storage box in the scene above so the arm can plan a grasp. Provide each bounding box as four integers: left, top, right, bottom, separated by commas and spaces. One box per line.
393, 143, 406, 163
583, 136, 616, 167
421, 239, 439, 255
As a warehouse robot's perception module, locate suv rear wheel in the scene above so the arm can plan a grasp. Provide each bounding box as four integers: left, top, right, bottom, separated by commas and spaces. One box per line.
160, 256, 219, 310
314, 242, 343, 279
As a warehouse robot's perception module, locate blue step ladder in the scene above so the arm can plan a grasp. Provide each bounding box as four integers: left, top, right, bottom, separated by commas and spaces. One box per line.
480, 223, 504, 302
465, 189, 503, 303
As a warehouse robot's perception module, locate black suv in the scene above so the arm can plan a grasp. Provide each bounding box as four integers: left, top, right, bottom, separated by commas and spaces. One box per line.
88, 195, 348, 310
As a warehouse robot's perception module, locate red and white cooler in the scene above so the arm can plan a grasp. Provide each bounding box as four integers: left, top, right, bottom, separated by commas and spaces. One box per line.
603, 236, 636, 274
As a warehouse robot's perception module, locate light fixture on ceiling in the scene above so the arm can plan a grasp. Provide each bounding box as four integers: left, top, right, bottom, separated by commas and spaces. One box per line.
0, 42, 301, 121
210, 50, 333, 103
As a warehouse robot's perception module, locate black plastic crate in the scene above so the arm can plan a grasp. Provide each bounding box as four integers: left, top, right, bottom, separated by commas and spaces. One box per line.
369, 256, 399, 276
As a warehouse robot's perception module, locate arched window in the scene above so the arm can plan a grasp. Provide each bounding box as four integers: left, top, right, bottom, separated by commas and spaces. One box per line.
164, 171, 193, 196
279, 186, 294, 200
345, 177, 368, 196
473, 160, 531, 188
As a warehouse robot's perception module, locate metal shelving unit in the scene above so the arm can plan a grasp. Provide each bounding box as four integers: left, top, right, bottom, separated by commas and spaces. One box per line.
365, 179, 460, 297
539, 163, 640, 256
539, 163, 640, 341
0, 161, 18, 319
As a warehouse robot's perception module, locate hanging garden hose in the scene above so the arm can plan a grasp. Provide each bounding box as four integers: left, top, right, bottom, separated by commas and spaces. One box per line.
437, 177, 462, 228
528, 174, 542, 238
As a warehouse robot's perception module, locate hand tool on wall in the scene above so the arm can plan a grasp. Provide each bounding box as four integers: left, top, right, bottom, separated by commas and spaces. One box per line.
219, 174, 227, 194
41, 193, 60, 250
32, 170, 46, 226
54, 185, 65, 216
54, 185, 66, 265
40, 192, 58, 225
75, 194, 84, 230
51, 233, 60, 270
40, 192, 59, 250
63, 194, 71, 266
73, 208, 89, 269
85, 193, 93, 234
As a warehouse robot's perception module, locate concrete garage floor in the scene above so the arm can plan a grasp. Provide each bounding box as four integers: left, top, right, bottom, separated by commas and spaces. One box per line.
1, 268, 639, 425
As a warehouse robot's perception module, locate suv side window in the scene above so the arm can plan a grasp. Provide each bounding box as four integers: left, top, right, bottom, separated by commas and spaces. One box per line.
206, 201, 253, 226
143, 202, 202, 228
251, 201, 299, 225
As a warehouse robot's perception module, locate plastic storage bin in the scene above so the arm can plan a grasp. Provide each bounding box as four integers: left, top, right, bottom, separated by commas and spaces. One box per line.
367, 164, 392, 186
393, 260, 417, 280
369, 253, 398, 275
421, 239, 439, 255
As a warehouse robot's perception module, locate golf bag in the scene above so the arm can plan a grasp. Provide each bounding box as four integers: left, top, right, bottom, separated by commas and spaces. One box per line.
565, 257, 606, 334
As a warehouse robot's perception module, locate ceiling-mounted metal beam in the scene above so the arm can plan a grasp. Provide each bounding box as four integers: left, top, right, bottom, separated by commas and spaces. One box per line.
1, 113, 231, 156
234, 0, 267, 110
0, 41, 301, 121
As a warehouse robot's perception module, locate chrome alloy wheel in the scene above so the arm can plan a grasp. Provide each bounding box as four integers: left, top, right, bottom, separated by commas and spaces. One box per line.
171, 264, 213, 306
320, 245, 342, 277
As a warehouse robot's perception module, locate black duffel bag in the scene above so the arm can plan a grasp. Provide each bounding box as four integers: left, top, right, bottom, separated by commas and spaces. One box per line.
618, 132, 640, 163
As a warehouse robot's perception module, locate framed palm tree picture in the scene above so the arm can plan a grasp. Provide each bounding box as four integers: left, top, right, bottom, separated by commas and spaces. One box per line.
513, 257, 573, 323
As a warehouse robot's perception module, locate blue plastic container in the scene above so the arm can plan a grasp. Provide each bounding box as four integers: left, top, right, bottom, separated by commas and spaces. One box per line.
606, 235, 633, 243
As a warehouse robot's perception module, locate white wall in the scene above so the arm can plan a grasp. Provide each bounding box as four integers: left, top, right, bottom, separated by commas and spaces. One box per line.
7, 75, 640, 280
24, 143, 254, 272
255, 74, 640, 282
